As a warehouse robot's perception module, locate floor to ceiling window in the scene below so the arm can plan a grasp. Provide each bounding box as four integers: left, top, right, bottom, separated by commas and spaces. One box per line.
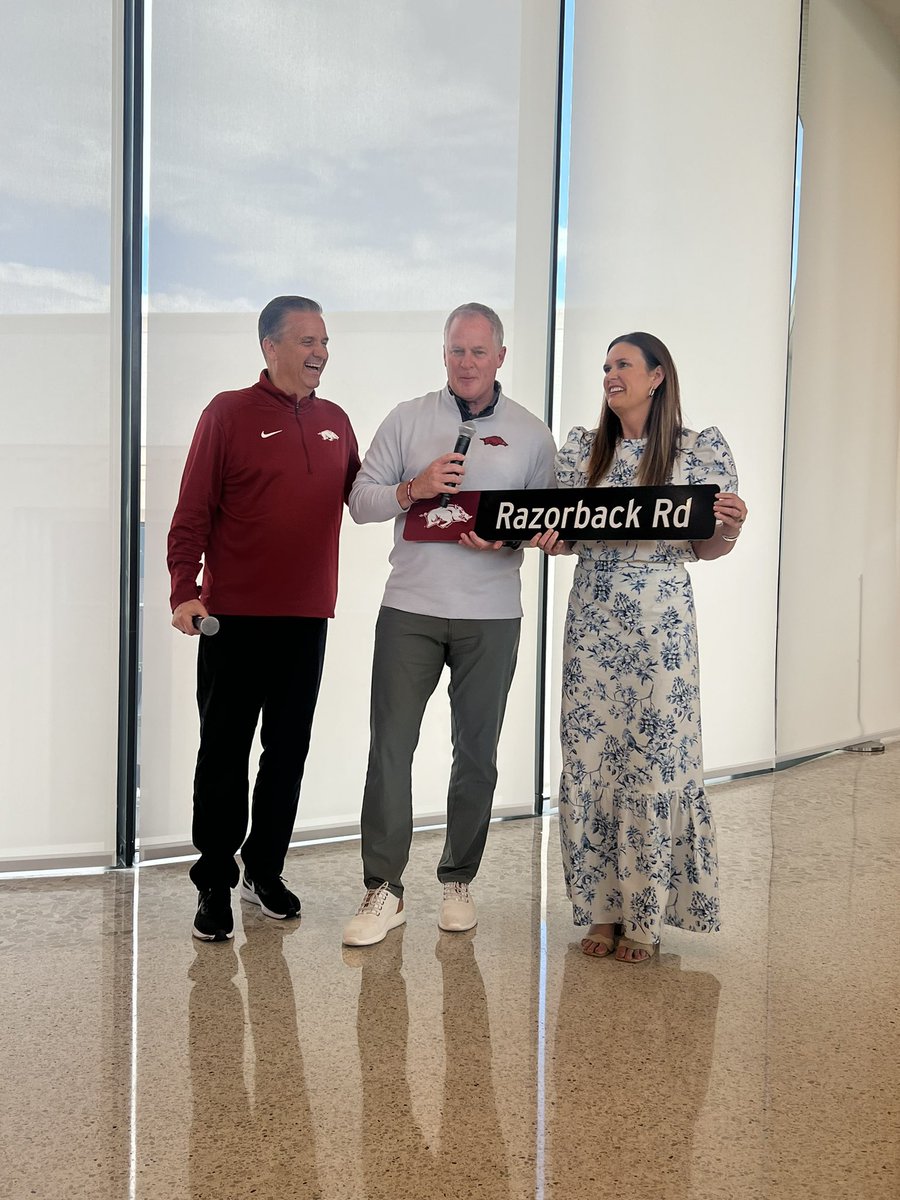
0, 0, 566, 871
137, 0, 564, 860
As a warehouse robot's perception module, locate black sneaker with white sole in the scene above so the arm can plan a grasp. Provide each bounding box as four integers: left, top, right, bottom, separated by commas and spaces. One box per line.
240, 873, 301, 920
192, 888, 234, 941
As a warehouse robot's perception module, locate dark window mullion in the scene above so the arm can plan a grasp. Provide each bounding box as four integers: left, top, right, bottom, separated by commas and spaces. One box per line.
533, 0, 570, 815
116, 0, 144, 868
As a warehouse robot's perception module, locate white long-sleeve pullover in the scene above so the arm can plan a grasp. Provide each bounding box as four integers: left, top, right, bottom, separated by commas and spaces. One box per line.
349, 387, 557, 619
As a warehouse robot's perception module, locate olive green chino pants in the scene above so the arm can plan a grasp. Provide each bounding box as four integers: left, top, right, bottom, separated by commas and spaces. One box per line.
360, 605, 521, 898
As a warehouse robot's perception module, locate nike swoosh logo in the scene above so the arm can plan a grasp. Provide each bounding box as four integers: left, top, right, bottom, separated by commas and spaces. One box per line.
260, 430, 283, 439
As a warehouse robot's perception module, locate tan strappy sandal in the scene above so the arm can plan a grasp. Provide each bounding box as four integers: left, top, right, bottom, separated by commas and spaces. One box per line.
616, 936, 657, 964
580, 924, 618, 958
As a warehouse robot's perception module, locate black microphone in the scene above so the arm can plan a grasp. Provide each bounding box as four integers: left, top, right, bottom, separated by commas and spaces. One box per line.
440, 422, 477, 507
192, 614, 220, 636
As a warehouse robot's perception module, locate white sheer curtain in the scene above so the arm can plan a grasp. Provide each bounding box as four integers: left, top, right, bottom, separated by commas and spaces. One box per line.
0, 2, 119, 867
138, 0, 562, 856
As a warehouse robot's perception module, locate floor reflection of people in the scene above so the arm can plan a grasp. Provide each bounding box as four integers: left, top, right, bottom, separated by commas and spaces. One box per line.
435, 932, 511, 1198
546, 949, 721, 1200
188, 941, 251, 1200
188, 924, 321, 1200
349, 930, 511, 1200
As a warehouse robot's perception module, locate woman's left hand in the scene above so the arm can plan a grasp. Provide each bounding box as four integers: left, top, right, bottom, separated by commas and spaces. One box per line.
713, 492, 747, 538
529, 529, 573, 556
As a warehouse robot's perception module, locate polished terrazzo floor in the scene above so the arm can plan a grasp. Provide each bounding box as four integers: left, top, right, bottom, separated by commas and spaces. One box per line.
2, 746, 899, 1200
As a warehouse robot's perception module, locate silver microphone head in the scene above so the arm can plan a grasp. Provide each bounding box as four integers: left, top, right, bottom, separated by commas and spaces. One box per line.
457, 422, 477, 449
193, 615, 220, 636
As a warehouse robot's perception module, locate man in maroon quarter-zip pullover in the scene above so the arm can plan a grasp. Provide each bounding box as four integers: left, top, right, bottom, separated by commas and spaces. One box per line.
168, 295, 360, 943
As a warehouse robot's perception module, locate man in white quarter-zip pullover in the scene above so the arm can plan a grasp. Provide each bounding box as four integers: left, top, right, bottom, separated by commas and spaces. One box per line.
342, 302, 556, 947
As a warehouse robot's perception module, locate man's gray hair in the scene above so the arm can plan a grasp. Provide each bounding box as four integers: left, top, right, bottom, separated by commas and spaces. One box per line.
258, 295, 323, 347
443, 302, 504, 350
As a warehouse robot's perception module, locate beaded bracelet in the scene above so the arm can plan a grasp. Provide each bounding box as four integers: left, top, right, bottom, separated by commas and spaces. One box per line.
406, 479, 415, 506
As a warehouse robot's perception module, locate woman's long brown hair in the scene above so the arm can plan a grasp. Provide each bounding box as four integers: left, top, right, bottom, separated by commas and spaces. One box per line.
586, 332, 683, 487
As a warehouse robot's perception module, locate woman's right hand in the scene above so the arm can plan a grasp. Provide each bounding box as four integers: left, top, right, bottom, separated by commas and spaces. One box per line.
529, 529, 574, 556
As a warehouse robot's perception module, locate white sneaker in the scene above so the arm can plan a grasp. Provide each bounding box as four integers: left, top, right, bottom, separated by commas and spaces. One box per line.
342, 884, 406, 946
438, 881, 477, 932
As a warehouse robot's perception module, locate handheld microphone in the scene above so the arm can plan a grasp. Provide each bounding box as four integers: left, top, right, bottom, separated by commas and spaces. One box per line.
192, 614, 220, 636
440, 422, 477, 507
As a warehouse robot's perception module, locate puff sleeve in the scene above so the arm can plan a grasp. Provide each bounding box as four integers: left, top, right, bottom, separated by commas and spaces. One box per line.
680, 426, 738, 492
555, 426, 594, 489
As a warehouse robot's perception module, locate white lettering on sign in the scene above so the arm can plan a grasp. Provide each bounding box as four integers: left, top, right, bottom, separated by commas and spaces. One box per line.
652, 497, 692, 528
493, 494, 693, 534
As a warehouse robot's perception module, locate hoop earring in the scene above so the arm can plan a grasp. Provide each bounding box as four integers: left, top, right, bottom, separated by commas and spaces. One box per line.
648, 387, 656, 399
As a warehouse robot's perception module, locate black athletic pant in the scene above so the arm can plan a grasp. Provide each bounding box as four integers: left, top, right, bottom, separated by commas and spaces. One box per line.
188, 615, 327, 891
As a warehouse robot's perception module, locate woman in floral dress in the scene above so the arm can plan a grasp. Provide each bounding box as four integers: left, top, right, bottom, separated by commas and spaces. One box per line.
534, 333, 747, 962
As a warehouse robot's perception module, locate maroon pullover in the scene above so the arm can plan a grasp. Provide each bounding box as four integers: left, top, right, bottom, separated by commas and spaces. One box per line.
167, 371, 360, 617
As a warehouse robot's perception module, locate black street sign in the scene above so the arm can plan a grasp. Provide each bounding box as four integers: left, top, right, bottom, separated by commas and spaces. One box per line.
474, 484, 720, 541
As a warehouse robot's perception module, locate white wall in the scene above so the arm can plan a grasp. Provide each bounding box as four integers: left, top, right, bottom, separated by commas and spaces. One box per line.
549, 0, 802, 789
776, 0, 900, 757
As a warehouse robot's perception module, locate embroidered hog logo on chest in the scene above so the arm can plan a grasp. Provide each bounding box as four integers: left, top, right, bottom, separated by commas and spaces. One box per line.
481, 435, 508, 447
318, 429, 339, 441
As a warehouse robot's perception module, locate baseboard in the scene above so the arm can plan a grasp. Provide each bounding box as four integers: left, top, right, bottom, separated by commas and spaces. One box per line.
0, 850, 114, 876
775, 728, 900, 767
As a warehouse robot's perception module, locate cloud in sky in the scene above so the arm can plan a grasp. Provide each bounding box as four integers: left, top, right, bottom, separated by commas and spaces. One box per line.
145, 0, 524, 311
0, 262, 110, 313
0, 1, 112, 311
0, 2, 112, 213
0, 1, 560, 316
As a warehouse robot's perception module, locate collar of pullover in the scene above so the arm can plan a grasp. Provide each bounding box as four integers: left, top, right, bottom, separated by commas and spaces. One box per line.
448, 380, 501, 421
258, 370, 315, 411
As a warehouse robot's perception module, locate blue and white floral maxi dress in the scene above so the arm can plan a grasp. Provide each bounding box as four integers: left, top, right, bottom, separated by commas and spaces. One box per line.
556, 426, 738, 944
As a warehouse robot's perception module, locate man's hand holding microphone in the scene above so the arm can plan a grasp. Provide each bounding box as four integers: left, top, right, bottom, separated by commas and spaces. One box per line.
399, 451, 466, 505
397, 423, 475, 508
396, 421, 503, 551
172, 599, 219, 636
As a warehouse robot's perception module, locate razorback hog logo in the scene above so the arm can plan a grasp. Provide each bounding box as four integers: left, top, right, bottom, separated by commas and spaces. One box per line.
481, 435, 508, 447
421, 502, 472, 529
318, 429, 339, 441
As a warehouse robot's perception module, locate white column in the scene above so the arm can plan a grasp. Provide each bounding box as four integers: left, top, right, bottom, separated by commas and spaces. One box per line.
776, 0, 900, 756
